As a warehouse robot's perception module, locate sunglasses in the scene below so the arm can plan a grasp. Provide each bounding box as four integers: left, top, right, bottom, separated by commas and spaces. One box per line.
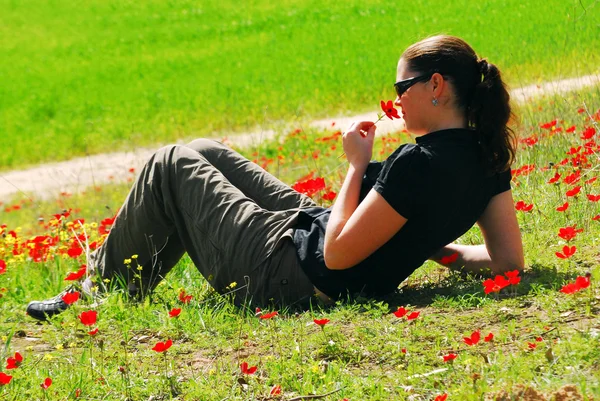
394, 73, 434, 98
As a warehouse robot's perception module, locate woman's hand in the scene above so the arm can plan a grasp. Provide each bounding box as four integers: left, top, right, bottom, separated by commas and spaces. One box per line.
342, 121, 376, 169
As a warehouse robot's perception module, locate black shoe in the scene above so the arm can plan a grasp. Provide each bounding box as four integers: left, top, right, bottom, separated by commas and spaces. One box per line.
26, 285, 82, 321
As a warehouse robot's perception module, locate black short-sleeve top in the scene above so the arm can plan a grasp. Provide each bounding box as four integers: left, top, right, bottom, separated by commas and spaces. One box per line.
292, 128, 511, 298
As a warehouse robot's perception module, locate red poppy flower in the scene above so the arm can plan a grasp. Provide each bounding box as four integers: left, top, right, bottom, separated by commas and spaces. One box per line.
587, 194, 600, 202
563, 171, 581, 184
78, 310, 98, 326
380, 100, 400, 120
586, 177, 598, 185
41, 377, 52, 390
560, 275, 591, 294
514, 201, 534, 212
439, 252, 459, 265
88, 328, 99, 336
292, 177, 326, 197
528, 342, 537, 349
169, 308, 181, 318
443, 353, 458, 362
260, 311, 278, 320
565, 186, 581, 197
393, 306, 408, 318
322, 191, 337, 201
62, 291, 80, 305
555, 245, 576, 259
0, 372, 12, 385
152, 339, 173, 353
555, 202, 569, 212
434, 394, 448, 401
581, 126, 596, 140
0, 260, 5, 275
178, 290, 193, 304
463, 330, 481, 346
483, 275, 510, 294
557, 226, 583, 241
565, 125, 576, 133
484, 333, 494, 342
406, 311, 420, 320
540, 120, 557, 129
547, 172, 561, 184
313, 318, 330, 327
270, 385, 282, 396
5, 352, 23, 369
593, 215, 600, 221
240, 361, 257, 375
64, 265, 87, 281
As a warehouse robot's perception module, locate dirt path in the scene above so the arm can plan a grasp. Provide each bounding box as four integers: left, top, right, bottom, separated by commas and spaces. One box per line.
1, 73, 598, 202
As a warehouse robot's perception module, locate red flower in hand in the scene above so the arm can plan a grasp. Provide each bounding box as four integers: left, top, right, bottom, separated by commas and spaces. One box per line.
152, 339, 173, 353
463, 330, 481, 346
5, 352, 23, 369
380, 100, 400, 120
240, 361, 257, 375
78, 310, 97, 326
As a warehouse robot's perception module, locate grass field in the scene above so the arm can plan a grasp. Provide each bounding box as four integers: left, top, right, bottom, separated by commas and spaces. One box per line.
1, 0, 600, 170
0, 85, 599, 399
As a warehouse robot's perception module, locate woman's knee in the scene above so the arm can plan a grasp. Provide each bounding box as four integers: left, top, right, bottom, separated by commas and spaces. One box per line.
186, 138, 227, 158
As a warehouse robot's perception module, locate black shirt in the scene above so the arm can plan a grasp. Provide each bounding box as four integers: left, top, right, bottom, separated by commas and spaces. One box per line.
292, 128, 512, 298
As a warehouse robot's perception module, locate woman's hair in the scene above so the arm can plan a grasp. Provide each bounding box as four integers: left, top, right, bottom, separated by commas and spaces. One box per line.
401, 35, 516, 173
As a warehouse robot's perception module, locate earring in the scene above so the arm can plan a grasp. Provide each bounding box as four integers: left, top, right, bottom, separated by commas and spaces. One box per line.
432, 98, 439, 106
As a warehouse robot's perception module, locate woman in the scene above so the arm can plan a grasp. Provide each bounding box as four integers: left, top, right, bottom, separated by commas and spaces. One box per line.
27, 35, 524, 320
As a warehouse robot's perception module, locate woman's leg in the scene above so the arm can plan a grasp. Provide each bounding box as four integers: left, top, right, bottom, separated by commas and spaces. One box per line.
185, 139, 317, 211
94, 144, 313, 305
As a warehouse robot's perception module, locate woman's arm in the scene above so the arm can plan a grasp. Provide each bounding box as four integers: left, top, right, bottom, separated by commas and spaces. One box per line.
430, 190, 524, 275
324, 121, 407, 270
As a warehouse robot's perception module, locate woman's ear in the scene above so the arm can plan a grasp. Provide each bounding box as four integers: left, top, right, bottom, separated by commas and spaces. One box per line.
430, 72, 445, 98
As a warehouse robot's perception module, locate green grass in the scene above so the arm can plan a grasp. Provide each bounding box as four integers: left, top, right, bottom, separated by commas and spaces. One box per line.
1, 0, 600, 170
0, 86, 599, 399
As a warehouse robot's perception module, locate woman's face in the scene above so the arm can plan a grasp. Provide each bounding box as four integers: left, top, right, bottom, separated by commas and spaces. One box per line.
394, 59, 433, 136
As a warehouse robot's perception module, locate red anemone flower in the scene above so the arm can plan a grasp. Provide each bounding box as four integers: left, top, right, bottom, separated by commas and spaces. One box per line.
62, 291, 80, 305
434, 394, 448, 401
5, 352, 23, 370
240, 361, 257, 375
463, 330, 481, 346
178, 290, 193, 304
313, 318, 330, 327
0, 372, 12, 385
556, 202, 569, 212
270, 385, 282, 396
442, 353, 458, 362
587, 194, 600, 202
169, 308, 181, 318
406, 311, 420, 320
0, 260, 6, 275
565, 186, 581, 197
78, 310, 98, 326
380, 100, 400, 120
260, 311, 278, 320
484, 332, 494, 342
514, 201, 534, 212
560, 275, 591, 294
64, 265, 87, 281
152, 339, 173, 353
547, 172, 561, 184
41, 377, 52, 390
393, 306, 408, 318
555, 245, 576, 259
88, 328, 99, 336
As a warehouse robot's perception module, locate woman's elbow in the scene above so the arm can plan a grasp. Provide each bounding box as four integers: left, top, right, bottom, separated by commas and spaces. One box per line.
323, 247, 350, 270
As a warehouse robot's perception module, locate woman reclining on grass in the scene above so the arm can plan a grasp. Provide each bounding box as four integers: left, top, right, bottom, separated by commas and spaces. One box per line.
27, 34, 524, 320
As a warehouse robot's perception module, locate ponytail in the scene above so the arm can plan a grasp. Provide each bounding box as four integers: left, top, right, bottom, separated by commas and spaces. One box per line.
468, 59, 516, 173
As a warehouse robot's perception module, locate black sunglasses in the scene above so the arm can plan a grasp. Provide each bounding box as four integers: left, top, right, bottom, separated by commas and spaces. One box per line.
394, 73, 434, 98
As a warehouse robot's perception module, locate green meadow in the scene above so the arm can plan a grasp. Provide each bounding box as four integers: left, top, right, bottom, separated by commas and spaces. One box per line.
1, 0, 599, 169
0, 85, 599, 400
